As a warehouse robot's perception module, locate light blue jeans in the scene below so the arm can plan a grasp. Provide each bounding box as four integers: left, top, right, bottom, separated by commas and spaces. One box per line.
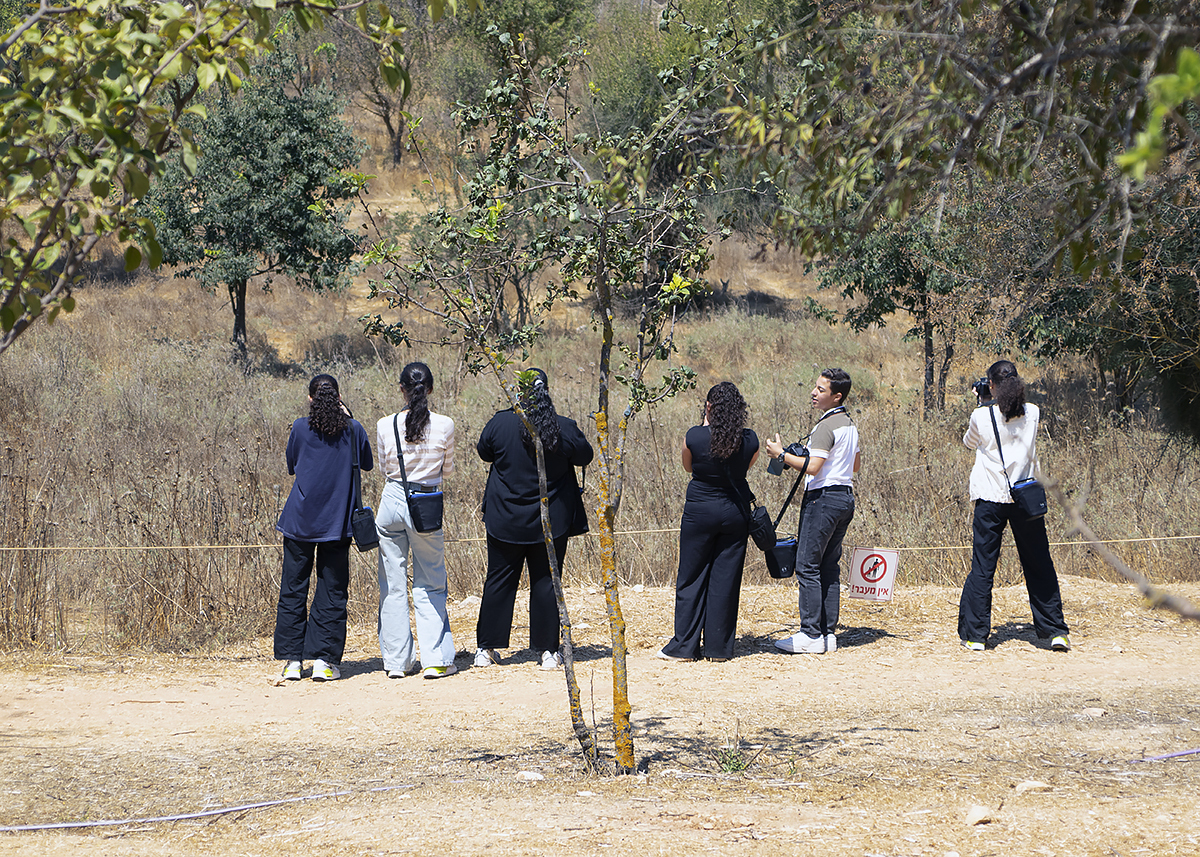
376, 480, 455, 672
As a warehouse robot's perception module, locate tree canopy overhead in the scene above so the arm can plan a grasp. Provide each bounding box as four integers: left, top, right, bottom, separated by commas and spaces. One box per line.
722, 0, 1200, 271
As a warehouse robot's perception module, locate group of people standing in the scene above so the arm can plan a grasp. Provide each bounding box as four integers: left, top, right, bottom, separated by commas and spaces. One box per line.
655, 361, 1068, 661
273, 358, 1071, 682
273, 364, 591, 682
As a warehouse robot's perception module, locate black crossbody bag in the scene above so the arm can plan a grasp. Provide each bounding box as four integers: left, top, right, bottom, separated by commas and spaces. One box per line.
987, 405, 1048, 520
393, 415, 444, 533
350, 435, 380, 552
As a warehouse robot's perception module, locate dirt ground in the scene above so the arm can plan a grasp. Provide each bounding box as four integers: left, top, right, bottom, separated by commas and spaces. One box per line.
0, 576, 1198, 856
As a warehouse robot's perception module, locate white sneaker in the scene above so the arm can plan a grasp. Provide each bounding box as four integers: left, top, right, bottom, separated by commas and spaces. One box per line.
539, 650, 563, 670
473, 648, 499, 668
422, 664, 458, 679
825, 634, 838, 653
1050, 635, 1071, 651
961, 640, 985, 652
655, 647, 693, 661
312, 658, 340, 681
387, 665, 418, 679
281, 660, 302, 681
775, 632, 826, 654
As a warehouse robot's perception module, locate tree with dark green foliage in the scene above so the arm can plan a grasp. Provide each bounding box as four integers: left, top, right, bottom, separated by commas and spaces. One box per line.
0, 0, 411, 359
816, 215, 974, 416
143, 50, 362, 359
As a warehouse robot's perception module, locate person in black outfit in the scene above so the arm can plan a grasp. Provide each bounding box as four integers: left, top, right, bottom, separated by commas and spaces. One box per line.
474, 369, 594, 671
658, 382, 760, 662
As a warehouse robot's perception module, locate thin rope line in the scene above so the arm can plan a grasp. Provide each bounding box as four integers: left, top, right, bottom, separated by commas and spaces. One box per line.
1, 533, 1198, 552
0, 784, 417, 833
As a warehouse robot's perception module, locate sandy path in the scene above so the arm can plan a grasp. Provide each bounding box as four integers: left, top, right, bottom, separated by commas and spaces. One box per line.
0, 578, 1198, 856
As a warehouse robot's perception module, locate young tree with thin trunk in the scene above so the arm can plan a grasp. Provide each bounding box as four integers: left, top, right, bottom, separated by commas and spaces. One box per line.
359, 19, 749, 770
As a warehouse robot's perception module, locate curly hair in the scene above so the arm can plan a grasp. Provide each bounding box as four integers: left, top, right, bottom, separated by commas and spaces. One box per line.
400, 362, 434, 443
987, 359, 1026, 421
706, 381, 747, 461
308, 374, 348, 437
519, 368, 561, 456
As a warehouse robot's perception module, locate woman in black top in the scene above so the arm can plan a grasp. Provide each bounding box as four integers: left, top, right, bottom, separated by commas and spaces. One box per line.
658, 382, 759, 662
474, 369, 594, 670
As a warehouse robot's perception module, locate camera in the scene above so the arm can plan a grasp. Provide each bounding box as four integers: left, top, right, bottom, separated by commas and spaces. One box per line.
971, 377, 991, 401
767, 442, 808, 475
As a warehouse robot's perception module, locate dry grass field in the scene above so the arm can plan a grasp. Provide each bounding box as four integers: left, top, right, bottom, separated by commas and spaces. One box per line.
0, 577, 1197, 856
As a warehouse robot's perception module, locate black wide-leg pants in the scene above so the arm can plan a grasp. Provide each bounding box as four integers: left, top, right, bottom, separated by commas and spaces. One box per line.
476, 533, 569, 653
661, 498, 748, 660
958, 499, 1070, 644
274, 536, 351, 664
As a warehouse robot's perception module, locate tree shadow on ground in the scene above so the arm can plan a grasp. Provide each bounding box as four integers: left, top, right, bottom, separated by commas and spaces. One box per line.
634, 718, 921, 776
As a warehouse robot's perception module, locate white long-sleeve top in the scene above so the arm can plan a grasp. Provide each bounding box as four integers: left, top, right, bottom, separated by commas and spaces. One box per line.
376, 411, 455, 487
964, 403, 1041, 503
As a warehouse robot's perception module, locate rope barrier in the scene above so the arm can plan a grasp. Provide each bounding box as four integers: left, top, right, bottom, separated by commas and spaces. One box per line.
1, 532, 1197, 552
0, 784, 417, 833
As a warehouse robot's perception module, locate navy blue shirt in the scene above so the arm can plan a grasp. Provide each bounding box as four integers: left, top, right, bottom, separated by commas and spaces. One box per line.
276, 418, 374, 543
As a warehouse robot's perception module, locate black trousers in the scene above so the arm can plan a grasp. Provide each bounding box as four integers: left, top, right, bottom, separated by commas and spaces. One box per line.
477, 533, 569, 652
661, 497, 748, 660
274, 537, 351, 664
958, 499, 1069, 644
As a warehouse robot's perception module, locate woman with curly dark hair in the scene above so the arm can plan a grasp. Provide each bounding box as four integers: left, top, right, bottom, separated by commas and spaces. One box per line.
375, 362, 458, 679
474, 369, 593, 670
275, 374, 374, 682
658, 381, 759, 662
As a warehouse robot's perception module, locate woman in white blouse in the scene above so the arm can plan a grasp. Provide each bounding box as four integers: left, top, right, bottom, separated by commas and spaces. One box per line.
376, 362, 458, 679
958, 359, 1070, 653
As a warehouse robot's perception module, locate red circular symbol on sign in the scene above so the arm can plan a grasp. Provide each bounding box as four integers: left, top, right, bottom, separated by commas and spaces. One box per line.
860, 554, 888, 583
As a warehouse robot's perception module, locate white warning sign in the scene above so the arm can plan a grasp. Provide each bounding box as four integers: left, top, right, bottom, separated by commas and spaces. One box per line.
848, 547, 898, 602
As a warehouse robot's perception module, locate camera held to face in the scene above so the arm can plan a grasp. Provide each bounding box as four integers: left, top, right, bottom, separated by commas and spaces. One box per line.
767, 441, 809, 475
971, 377, 991, 401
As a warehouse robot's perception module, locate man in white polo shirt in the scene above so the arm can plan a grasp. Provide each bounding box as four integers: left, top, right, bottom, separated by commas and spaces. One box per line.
764, 368, 861, 654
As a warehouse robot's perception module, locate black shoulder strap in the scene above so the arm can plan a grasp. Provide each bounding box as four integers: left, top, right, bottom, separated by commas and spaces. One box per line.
987, 405, 1014, 492
351, 426, 364, 512
392, 414, 413, 494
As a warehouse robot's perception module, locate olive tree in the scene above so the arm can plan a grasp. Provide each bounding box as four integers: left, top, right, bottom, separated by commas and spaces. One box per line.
0, 0, 455, 358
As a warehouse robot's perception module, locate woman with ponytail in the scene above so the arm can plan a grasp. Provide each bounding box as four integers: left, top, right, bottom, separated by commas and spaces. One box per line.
375, 362, 458, 679
474, 369, 593, 670
658, 382, 759, 662
275, 374, 374, 682
958, 360, 1071, 652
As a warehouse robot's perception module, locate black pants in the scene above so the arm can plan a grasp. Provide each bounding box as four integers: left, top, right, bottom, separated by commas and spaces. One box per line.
661, 497, 748, 660
274, 537, 351, 664
477, 533, 569, 652
958, 499, 1069, 644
